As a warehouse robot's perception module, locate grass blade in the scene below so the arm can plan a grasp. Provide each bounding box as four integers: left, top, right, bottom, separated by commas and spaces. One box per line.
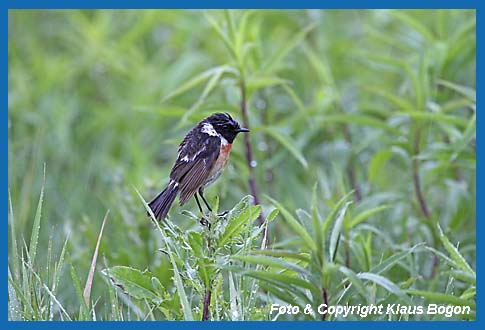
83, 210, 110, 307
8, 189, 20, 281
28, 163, 45, 266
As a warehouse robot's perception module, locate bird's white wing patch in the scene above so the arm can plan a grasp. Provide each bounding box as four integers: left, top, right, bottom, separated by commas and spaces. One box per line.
201, 123, 218, 136
180, 145, 206, 162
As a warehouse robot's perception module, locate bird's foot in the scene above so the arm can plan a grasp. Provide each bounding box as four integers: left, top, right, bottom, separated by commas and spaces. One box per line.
199, 216, 211, 230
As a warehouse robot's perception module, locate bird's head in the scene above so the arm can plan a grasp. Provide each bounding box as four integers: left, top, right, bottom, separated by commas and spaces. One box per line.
206, 112, 249, 143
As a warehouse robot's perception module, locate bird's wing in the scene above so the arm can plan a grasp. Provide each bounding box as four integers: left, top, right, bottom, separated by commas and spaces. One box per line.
170, 129, 220, 205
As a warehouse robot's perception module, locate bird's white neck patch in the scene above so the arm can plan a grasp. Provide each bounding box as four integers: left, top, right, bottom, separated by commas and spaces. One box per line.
201, 123, 218, 136
220, 135, 229, 145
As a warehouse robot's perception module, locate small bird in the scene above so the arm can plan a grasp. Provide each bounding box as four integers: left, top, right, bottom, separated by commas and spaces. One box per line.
148, 112, 249, 221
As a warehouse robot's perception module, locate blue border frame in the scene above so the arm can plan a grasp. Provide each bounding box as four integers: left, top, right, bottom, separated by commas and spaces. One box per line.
2, 0, 481, 9
4, 0, 480, 329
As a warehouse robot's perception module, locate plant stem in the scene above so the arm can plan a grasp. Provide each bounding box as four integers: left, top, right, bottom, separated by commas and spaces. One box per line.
412, 128, 430, 219
321, 288, 328, 321
342, 125, 359, 270
239, 79, 269, 248
201, 289, 212, 321
343, 125, 362, 202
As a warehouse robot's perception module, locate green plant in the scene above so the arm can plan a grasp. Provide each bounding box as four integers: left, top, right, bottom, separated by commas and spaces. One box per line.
101, 193, 277, 320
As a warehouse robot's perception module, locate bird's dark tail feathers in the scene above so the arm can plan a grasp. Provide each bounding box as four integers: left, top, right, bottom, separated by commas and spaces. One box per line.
148, 181, 179, 221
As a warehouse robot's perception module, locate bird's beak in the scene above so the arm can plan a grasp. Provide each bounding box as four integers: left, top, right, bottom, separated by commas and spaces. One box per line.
237, 127, 250, 133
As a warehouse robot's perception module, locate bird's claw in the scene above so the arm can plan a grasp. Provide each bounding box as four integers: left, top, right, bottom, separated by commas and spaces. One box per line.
199, 216, 211, 229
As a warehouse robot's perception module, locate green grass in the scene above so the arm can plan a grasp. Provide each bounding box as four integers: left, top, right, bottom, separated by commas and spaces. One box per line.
8, 9, 475, 320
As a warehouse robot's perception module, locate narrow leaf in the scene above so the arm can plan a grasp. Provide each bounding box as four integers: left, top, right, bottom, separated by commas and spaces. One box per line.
83, 210, 110, 307
267, 196, 316, 253
257, 127, 308, 168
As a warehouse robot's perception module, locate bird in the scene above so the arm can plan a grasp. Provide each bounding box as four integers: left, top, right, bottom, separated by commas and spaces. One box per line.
148, 112, 249, 222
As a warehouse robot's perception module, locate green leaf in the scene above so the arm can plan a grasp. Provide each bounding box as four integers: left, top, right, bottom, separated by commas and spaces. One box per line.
321, 191, 354, 241
267, 196, 316, 253
358, 272, 410, 303
240, 269, 317, 300
246, 75, 290, 92
204, 12, 237, 60
266, 208, 279, 223
311, 183, 323, 257
228, 272, 241, 320
369, 243, 425, 275
407, 290, 475, 310
69, 259, 90, 319
282, 84, 306, 112
348, 205, 390, 229
394, 111, 468, 128
329, 202, 351, 262
257, 126, 308, 168
264, 23, 316, 72
102, 266, 162, 303
365, 86, 415, 113
259, 282, 306, 312
320, 114, 401, 135
235, 11, 254, 57
449, 113, 475, 162
218, 205, 261, 248
232, 255, 311, 277
437, 79, 476, 102
389, 11, 435, 43
161, 65, 236, 103
437, 223, 475, 277
444, 270, 476, 285
368, 150, 395, 185
249, 249, 311, 263
337, 266, 368, 301
182, 66, 234, 122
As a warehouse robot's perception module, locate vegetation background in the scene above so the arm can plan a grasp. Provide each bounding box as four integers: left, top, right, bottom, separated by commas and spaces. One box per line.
8, 9, 476, 321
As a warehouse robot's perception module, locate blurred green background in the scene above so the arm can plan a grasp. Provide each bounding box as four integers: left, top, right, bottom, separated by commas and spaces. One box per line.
8, 9, 475, 320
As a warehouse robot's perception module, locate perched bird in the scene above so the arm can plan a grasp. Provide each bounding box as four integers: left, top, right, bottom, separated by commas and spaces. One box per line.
148, 112, 249, 221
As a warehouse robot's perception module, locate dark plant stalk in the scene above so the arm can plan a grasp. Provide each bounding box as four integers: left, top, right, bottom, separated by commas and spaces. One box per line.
201, 229, 214, 321
412, 128, 431, 219
343, 125, 362, 202
201, 289, 212, 321
412, 127, 438, 278
342, 124, 360, 270
321, 288, 328, 321
239, 79, 269, 248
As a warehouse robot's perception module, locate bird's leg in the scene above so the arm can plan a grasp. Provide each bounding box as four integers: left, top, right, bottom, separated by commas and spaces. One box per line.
199, 188, 229, 218
198, 188, 213, 212
194, 193, 210, 228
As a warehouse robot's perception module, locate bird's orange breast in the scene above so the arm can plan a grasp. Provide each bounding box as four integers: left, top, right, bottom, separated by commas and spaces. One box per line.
216, 143, 232, 167
203, 143, 233, 188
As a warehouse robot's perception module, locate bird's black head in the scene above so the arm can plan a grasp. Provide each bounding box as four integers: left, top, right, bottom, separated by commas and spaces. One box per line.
205, 112, 249, 143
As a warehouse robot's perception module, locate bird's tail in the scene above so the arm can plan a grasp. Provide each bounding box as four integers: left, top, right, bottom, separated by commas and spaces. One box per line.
148, 181, 179, 221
